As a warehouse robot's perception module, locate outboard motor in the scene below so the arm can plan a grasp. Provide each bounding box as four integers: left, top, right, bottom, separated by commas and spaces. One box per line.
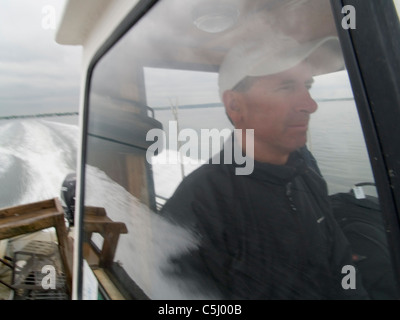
60, 173, 76, 227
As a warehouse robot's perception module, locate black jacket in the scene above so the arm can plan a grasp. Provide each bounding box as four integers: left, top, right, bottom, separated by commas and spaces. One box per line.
161, 144, 369, 300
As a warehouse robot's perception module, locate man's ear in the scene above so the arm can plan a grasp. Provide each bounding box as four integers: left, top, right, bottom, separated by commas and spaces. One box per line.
222, 90, 243, 127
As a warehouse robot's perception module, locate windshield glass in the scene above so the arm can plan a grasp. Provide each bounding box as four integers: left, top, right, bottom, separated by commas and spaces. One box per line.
83, 0, 399, 300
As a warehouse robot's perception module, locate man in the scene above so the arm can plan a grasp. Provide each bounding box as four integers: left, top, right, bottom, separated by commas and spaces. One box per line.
160, 33, 369, 299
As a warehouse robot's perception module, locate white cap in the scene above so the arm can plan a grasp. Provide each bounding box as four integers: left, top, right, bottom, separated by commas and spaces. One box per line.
218, 34, 344, 98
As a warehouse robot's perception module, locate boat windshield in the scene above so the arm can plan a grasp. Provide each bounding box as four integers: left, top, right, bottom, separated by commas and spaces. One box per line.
82, 0, 400, 300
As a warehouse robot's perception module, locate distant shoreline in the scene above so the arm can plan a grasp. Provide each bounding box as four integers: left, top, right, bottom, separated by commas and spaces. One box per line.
0, 97, 355, 119
0, 112, 79, 120
152, 98, 354, 110
152, 102, 223, 110
315, 97, 354, 102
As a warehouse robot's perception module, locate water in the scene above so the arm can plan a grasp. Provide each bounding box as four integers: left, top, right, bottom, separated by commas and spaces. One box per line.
84, 164, 208, 299
0, 117, 211, 299
153, 99, 375, 195
309, 100, 375, 194
0, 118, 78, 209
0, 100, 374, 209
0, 99, 376, 298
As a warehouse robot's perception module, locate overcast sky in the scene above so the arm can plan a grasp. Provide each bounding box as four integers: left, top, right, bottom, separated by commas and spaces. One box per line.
0, 0, 81, 117
1, 1, 398, 118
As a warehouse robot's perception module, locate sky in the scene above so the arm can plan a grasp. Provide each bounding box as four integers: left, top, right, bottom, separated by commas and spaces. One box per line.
0, 0, 398, 118
0, 0, 81, 117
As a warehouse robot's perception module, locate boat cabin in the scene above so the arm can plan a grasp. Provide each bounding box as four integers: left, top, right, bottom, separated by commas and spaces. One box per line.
55, 0, 400, 300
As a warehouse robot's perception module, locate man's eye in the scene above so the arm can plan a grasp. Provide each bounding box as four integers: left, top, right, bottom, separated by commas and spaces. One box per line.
277, 85, 295, 91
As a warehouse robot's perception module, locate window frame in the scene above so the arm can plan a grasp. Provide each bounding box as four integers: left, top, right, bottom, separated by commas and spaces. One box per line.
330, 0, 400, 293
76, 0, 159, 300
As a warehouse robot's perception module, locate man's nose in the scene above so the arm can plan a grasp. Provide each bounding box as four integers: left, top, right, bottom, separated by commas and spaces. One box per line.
296, 90, 318, 114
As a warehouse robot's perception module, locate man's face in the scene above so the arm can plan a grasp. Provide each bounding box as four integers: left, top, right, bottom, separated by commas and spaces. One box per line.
226, 62, 318, 162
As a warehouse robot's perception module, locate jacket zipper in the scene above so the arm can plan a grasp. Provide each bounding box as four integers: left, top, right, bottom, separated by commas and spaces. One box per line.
286, 182, 298, 212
